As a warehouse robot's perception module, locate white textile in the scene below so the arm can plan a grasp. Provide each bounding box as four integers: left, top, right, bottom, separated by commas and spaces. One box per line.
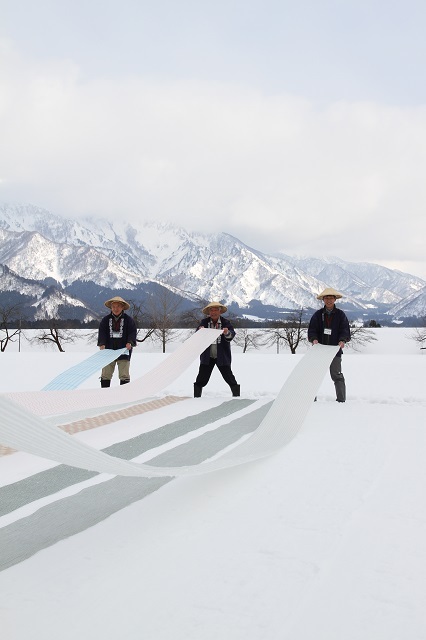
0, 345, 337, 477
5, 329, 222, 417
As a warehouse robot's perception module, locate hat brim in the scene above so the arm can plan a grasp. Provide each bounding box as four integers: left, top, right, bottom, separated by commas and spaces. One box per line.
316, 287, 343, 300
104, 298, 130, 311
317, 293, 342, 300
202, 303, 228, 315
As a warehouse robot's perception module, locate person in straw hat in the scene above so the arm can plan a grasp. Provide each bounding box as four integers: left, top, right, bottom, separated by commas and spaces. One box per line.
308, 287, 351, 402
193, 301, 240, 397
97, 296, 137, 387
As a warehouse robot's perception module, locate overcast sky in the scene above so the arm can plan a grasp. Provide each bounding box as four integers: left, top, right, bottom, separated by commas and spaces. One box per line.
1, 0, 426, 279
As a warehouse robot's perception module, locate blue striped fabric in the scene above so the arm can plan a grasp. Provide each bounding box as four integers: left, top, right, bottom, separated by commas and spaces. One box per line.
42, 348, 127, 391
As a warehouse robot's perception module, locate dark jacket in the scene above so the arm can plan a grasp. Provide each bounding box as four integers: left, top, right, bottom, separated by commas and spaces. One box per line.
308, 306, 351, 356
197, 316, 235, 366
97, 312, 137, 360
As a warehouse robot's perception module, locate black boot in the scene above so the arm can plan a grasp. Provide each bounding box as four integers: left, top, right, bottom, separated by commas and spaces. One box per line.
120, 379, 130, 385
231, 384, 240, 397
101, 378, 111, 388
194, 384, 202, 398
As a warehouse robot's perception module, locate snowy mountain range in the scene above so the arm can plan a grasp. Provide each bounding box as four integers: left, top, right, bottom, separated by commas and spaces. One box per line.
0, 203, 425, 323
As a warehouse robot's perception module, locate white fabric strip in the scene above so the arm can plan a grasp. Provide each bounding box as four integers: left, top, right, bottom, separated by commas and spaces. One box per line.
4, 329, 221, 417
42, 348, 128, 390
0, 345, 337, 477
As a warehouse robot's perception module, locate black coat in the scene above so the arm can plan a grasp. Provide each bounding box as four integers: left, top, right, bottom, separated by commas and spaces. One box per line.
197, 316, 235, 366
97, 312, 137, 360
308, 306, 351, 356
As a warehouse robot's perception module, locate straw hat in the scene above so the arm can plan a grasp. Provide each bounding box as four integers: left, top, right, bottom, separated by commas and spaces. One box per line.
104, 296, 130, 310
317, 287, 342, 300
202, 301, 228, 315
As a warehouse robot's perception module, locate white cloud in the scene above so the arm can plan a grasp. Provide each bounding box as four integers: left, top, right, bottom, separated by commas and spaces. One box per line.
1, 41, 426, 279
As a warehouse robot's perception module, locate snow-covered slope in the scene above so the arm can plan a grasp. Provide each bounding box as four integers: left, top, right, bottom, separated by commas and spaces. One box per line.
1, 203, 425, 319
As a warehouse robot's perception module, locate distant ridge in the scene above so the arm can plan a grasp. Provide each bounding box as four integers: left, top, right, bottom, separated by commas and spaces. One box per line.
0, 203, 425, 323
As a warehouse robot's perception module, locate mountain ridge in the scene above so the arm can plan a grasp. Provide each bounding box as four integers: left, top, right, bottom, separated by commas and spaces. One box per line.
0, 203, 425, 323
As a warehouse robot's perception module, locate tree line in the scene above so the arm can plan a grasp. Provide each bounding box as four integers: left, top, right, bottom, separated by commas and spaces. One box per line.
2, 290, 417, 353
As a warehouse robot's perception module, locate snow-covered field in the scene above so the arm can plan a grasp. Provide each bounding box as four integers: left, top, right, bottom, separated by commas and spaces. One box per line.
0, 327, 425, 640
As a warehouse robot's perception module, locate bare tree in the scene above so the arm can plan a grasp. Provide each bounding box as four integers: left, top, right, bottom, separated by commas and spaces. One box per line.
146, 286, 184, 353
179, 298, 209, 328
233, 328, 264, 353
79, 328, 100, 346
0, 303, 23, 352
262, 309, 308, 354
410, 317, 426, 349
127, 300, 156, 344
30, 320, 79, 352
347, 324, 378, 351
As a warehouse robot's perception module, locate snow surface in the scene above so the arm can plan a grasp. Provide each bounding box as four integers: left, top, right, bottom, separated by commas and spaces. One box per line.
0, 328, 425, 639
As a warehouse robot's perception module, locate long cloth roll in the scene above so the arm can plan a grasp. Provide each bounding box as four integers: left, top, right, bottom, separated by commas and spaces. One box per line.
4, 329, 222, 417
0, 345, 337, 478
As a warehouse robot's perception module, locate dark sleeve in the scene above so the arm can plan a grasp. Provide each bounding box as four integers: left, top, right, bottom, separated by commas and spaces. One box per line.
195, 318, 207, 331
222, 318, 235, 341
338, 311, 351, 343
126, 316, 137, 346
97, 316, 108, 346
307, 311, 320, 343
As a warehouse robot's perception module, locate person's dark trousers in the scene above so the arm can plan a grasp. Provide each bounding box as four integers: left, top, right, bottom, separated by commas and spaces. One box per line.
195, 358, 239, 392
330, 355, 346, 402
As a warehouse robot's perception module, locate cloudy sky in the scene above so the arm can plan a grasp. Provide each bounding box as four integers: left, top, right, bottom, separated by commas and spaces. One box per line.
1, 0, 426, 279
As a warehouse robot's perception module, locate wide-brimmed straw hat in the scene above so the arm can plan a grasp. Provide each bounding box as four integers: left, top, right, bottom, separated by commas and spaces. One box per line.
104, 296, 130, 310
317, 287, 343, 300
202, 301, 228, 315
